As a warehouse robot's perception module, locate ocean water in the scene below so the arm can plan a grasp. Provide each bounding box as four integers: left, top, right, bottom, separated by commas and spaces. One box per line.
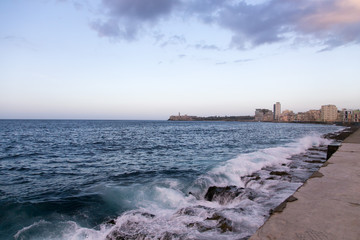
0, 120, 343, 240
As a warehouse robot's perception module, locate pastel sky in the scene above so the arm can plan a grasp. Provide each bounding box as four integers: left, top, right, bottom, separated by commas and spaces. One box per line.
1, 0, 359, 120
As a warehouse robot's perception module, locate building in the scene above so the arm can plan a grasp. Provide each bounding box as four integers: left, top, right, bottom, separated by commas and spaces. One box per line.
280, 110, 295, 122
255, 109, 273, 122
342, 109, 353, 123
296, 112, 306, 122
321, 105, 338, 122
273, 102, 281, 121
306, 110, 321, 122
342, 109, 360, 123
354, 110, 360, 123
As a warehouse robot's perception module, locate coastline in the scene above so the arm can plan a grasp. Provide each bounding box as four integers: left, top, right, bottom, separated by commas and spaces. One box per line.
249, 126, 360, 240
103, 125, 350, 239
168, 115, 360, 127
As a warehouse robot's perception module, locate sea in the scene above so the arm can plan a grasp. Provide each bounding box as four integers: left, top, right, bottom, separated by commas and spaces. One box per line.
0, 120, 344, 240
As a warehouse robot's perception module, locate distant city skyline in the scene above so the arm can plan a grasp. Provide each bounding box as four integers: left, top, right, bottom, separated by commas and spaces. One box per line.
1, 0, 360, 120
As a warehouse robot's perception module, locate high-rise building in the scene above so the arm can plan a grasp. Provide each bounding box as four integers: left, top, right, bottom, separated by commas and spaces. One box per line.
321, 105, 338, 122
273, 102, 281, 121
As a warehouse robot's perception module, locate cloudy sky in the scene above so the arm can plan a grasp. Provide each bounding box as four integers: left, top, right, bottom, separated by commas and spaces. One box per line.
1, 0, 359, 120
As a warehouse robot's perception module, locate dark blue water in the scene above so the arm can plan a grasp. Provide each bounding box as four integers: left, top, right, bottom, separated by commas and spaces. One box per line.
0, 120, 342, 239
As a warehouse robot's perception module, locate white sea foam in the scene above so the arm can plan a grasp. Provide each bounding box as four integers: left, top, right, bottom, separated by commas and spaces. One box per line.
192, 134, 331, 190
14, 220, 49, 239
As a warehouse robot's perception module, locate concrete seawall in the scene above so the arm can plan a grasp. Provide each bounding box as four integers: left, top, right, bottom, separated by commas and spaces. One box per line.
250, 128, 360, 240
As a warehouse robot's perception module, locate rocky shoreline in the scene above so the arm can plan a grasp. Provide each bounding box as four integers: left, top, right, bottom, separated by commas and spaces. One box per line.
103, 127, 358, 240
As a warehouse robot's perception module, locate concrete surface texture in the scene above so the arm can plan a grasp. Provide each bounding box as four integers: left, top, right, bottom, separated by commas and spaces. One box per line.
250, 128, 360, 240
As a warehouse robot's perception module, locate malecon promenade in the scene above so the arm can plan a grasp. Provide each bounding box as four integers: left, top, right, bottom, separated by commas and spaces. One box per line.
250, 128, 360, 240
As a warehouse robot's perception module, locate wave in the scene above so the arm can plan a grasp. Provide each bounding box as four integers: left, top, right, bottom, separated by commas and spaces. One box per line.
190, 134, 330, 194
14, 134, 331, 240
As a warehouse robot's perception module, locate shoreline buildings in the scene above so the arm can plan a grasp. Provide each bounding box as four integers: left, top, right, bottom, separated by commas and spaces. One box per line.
256, 103, 359, 123
169, 102, 359, 124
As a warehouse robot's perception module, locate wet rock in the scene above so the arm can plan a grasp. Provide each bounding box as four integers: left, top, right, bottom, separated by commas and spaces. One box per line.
187, 222, 212, 232
217, 218, 233, 233
266, 176, 276, 180
246, 189, 258, 201
304, 160, 324, 164
323, 162, 333, 167
287, 195, 298, 202
206, 213, 223, 221
106, 219, 116, 225
160, 231, 186, 240
269, 195, 298, 215
270, 171, 290, 176
106, 230, 146, 240
140, 212, 155, 219
105, 211, 157, 240
269, 201, 287, 215
206, 213, 233, 233
176, 205, 212, 216
204, 186, 244, 204
324, 126, 358, 141
176, 207, 197, 216
241, 173, 261, 186
241, 173, 260, 180
309, 171, 324, 178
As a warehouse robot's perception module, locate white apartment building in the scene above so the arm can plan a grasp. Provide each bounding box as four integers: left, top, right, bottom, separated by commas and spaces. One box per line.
321, 105, 338, 122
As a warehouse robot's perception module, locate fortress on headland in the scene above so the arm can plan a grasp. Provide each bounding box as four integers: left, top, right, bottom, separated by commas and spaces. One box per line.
169, 103, 360, 124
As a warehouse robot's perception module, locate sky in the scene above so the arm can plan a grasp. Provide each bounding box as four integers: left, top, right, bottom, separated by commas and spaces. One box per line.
1, 0, 359, 120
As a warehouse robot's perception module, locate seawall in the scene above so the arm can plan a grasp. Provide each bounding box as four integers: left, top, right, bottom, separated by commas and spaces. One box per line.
249, 128, 360, 240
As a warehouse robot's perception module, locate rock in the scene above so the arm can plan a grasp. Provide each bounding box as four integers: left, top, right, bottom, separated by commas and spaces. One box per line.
140, 212, 155, 219
305, 160, 324, 164
241, 173, 261, 187
270, 171, 290, 176
206, 213, 233, 233
286, 195, 298, 202
270, 201, 287, 215
176, 207, 197, 216
106, 219, 116, 225
206, 213, 223, 221
309, 172, 324, 178
187, 222, 212, 232
159, 232, 186, 240
105, 230, 146, 240
204, 186, 244, 204
217, 218, 233, 233
269, 195, 298, 215
246, 188, 258, 201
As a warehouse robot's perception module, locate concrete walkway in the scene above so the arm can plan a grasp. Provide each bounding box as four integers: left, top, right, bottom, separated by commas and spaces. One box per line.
250, 128, 360, 240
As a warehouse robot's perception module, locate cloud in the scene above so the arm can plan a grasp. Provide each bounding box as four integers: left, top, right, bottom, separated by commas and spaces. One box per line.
295, 0, 360, 47
160, 35, 186, 47
90, 0, 360, 49
2, 35, 36, 50
91, 0, 180, 40
193, 43, 221, 51
234, 58, 253, 63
